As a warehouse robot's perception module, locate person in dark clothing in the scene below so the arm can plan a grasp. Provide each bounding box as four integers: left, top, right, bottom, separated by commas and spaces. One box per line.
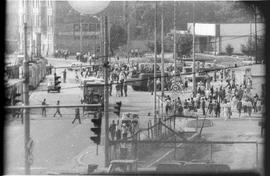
215, 101, 221, 118
201, 98, 206, 115
109, 120, 116, 140
53, 100, 62, 117
120, 79, 124, 97
72, 107, 81, 124
109, 80, 113, 96
63, 69, 67, 83
42, 99, 47, 117
184, 99, 188, 109
190, 98, 195, 111
208, 100, 213, 117
237, 99, 242, 117
123, 80, 128, 97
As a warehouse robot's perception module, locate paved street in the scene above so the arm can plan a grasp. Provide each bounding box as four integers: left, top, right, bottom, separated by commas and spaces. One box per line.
4, 57, 264, 174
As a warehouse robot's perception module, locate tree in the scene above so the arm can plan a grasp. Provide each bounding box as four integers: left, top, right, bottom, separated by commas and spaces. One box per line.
109, 24, 127, 56
176, 34, 193, 57
146, 41, 161, 54
225, 44, 234, 55
241, 37, 264, 62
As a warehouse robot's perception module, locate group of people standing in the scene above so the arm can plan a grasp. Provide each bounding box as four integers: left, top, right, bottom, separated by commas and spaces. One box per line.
161, 67, 264, 120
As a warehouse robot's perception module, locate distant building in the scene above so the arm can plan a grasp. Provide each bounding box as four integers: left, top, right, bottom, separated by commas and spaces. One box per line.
14, 0, 125, 56
186, 23, 265, 55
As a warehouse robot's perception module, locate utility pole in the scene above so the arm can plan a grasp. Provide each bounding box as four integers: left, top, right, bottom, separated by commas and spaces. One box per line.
161, 1, 164, 121
124, 1, 130, 59
100, 16, 104, 56
103, 16, 109, 167
154, 1, 157, 137
24, 22, 31, 175
80, 14, 82, 52
254, 6, 258, 64
173, 1, 177, 82
192, 2, 196, 97
94, 22, 97, 56
23, 1, 31, 172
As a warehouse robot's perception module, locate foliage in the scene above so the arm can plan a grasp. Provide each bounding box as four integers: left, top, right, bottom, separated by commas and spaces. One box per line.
225, 44, 234, 55
176, 34, 193, 57
241, 37, 264, 61
109, 24, 127, 56
146, 41, 161, 54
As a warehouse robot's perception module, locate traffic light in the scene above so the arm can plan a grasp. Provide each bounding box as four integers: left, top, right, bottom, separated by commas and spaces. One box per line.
54, 74, 61, 87
13, 93, 22, 105
90, 113, 102, 145
113, 101, 122, 116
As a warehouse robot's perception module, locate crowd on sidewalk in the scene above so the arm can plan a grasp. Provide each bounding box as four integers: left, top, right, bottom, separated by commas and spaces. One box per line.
160, 68, 265, 120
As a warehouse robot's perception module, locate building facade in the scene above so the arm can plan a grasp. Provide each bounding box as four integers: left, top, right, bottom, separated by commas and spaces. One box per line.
187, 23, 265, 55
17, 0, 55, 56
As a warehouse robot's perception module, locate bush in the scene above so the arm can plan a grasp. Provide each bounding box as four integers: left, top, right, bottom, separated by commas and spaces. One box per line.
225, 44, 234, 56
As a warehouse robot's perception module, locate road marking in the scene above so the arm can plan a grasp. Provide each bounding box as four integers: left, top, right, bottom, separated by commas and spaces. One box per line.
146, 132, 199, 168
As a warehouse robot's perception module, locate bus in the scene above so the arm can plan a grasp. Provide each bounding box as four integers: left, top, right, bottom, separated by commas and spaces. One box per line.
82, 77, 105, 112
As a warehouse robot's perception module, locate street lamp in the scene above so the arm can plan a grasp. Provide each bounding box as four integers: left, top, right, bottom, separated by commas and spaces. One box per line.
67, 0, 110, 167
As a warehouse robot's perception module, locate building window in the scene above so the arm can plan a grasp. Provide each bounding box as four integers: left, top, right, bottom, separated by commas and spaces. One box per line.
48, 0, 51, 7
74, 24, 80, 32
82, 23, 88, 32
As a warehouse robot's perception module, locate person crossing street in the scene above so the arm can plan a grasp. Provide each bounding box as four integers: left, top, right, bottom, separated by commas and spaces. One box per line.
42, 99, 47, 117
72, 107, 81, 124
53, 100, 62, 117
63, 69, 67, 83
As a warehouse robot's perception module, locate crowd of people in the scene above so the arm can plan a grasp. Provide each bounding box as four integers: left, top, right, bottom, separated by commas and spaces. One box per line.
161, 68, 264, 120
54, 49, 70, 59
109, 119, 139, 141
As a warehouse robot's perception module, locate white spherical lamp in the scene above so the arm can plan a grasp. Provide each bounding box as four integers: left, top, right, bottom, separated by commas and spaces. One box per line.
67, 0, 110, 15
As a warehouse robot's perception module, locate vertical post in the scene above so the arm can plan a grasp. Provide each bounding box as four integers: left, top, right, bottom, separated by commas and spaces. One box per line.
173, 1, 177, 82
210, 143, 213, 161
254, 7, 258, 64
161, 1, 164, 122
256, 142, 258, 168
154, 1, 157, 138
80, 14, 82, 52
24, 22, 30, 175
94, 22, 97, 56
104, 16, 109, 167
174, 135, 176, 159
192, 2, 196, 97
100, 16, 103, 56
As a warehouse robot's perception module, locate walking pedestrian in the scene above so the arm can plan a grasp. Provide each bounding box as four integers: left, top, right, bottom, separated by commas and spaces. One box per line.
72, 107, 81, 124
215, 100, 221, 118
63, 69, 67, 83
122, 123, 128, 140
109, 79, 113, 96
109, 120, 116, 140
208, 100, 213, 117
201, 98, 206, 116
247, 100, 252, 117
116, 81, 121, 97
53, 100, 62, 117
237, 99, 242, 117
42, 99, 47, 117
116, 121, 122, 140
123, 79, 128, 97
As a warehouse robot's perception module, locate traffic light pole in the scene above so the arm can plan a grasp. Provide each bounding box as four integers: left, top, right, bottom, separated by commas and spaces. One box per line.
104, 15, 110, 167
23, 22, 31, 175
